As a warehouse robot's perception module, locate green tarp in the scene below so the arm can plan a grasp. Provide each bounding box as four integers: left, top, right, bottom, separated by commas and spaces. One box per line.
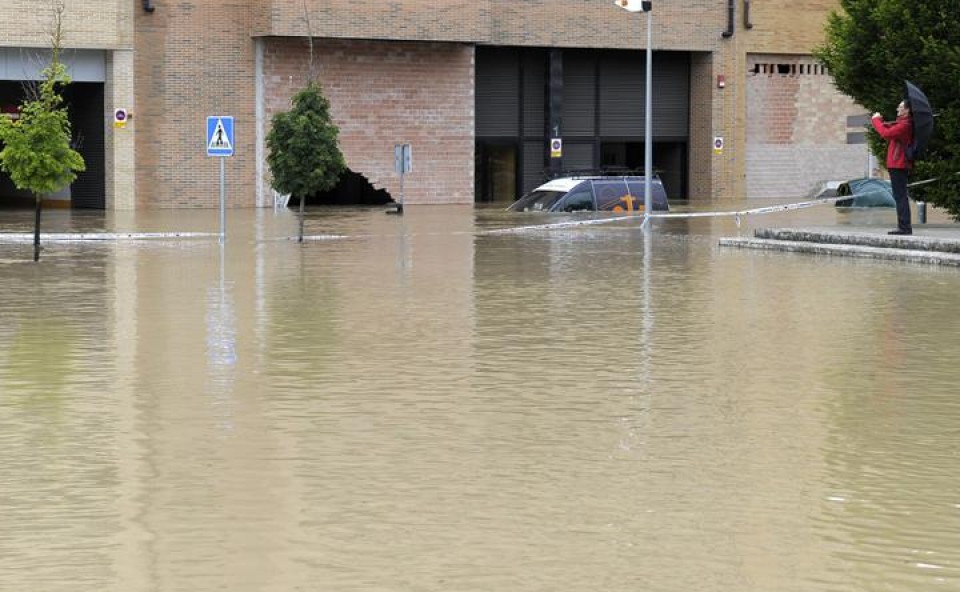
835, 178, 895, 208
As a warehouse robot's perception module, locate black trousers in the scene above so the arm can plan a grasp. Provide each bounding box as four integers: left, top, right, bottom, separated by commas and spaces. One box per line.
889, 168, 911, 231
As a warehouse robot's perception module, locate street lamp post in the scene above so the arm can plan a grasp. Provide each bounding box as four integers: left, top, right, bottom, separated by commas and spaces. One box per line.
614, 0, 653, 227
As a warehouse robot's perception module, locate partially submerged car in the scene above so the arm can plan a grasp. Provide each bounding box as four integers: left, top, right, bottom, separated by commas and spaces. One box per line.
506, 175, 669, 213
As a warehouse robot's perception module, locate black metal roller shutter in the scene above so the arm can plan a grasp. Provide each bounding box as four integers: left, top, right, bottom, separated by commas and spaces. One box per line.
523, 140, 545, 190
68, 83, 105, 209
562, 52, 595, 137
599, 51, 689, 138
522, 51, 546, 138
476, 48, 519, 137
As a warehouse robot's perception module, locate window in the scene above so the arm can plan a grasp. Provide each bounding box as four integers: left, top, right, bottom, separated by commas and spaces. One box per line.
593, 180, 631, 210
558, 187, 595, 212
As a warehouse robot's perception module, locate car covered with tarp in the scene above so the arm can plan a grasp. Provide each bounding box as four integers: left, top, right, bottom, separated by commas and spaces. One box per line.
833, 178, 895, 208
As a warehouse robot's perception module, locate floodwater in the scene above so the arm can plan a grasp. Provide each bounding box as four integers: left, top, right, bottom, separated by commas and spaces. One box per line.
1, 202, 959, 591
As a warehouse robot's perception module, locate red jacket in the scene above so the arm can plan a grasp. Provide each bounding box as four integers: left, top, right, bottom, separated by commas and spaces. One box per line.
872, 114, 913, 170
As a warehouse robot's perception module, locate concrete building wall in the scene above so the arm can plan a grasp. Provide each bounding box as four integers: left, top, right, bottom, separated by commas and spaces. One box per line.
261, 38, 475, 205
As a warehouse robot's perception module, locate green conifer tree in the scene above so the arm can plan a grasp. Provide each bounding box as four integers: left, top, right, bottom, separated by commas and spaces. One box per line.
816, 0, 960, 218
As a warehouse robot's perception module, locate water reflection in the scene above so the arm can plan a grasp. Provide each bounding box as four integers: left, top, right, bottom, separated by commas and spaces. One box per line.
0, 203, 959, 590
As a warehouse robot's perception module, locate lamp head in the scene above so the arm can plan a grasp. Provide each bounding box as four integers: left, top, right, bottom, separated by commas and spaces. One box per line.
614, 0, 652, 12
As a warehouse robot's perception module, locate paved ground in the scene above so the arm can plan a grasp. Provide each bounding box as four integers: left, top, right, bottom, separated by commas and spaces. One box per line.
720, 224, 960, 267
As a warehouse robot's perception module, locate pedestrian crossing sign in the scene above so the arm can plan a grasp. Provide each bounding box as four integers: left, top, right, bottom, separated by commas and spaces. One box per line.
207, 116, 234, 157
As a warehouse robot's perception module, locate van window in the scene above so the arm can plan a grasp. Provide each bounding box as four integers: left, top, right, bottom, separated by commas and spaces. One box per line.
627, 180, 667, 211
558, 186, 595, 212
593, 179, 631, 211
506, 190, 565, 212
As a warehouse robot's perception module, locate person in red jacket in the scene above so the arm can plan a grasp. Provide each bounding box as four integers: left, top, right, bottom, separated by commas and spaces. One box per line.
871, 100, 914, 235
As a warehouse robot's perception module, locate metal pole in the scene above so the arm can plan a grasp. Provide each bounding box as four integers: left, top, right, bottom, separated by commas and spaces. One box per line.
643, 6, 653, 227
219, 157, 226, 243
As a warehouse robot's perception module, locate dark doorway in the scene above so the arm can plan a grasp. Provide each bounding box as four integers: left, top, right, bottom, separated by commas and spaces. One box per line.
64, 83, 105, 209
601, 140, 687, 200
0, 80, 105, 209
475, 141, 518, 203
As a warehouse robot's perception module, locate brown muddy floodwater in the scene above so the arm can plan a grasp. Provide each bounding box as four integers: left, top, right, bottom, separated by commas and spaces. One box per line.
1, 203, 959, 591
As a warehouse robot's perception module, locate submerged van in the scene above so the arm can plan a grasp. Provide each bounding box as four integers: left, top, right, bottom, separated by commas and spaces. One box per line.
506, 175, 669, 213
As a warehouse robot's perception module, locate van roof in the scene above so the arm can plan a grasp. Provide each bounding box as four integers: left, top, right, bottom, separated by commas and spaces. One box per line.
534, 175, 659, 193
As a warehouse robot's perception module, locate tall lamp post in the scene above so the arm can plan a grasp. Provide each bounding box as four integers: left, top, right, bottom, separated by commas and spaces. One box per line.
614, 0, 653, 227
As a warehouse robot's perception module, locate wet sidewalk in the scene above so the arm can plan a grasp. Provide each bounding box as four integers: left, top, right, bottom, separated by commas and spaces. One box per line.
719, 225, 960, 267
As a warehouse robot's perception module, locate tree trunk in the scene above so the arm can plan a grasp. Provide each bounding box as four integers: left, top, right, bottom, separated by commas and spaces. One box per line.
33, 195, 42, 262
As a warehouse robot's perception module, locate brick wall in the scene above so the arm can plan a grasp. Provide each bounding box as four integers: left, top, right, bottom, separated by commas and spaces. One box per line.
134, 1, 257, 208
5, 0, 852, 208
0, 0, 127, 48
746, 55, 866, 199
255, 0, 729, 52
689, 53, 714, 200
262, 38, 475, 205
744, 0, 838, 55
105, 48, 135, 210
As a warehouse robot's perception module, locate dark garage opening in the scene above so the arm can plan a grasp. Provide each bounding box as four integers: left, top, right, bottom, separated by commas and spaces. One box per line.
475, 47, 691, 201
287, 169, 395, 207
0, 80, 105, 209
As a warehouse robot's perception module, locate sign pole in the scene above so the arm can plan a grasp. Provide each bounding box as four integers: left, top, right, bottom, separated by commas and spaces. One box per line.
207, 115, 234, 241
219, 157, 226, 243
643, 1, 653, 227
614, 1, 654, 227
392, 143, 412, 214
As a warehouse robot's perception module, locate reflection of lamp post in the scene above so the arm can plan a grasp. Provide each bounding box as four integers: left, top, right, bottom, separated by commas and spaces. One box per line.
614, 0, 653, 227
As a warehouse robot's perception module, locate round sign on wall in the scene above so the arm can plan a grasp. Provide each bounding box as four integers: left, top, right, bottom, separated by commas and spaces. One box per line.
713, 136, 723, 154
550, 138, 562, 158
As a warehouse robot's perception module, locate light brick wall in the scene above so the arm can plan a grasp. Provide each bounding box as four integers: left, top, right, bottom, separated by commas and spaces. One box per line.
262, 38, 475, 205
255, 0, 729, 51
0, 0, 128, 49
105, 48, 135, 210
689, 53, 714, 200
746, 55, 866, 199
744, 0, 838, 55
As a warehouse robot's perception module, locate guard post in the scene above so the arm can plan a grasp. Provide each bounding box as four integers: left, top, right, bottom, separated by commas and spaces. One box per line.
391, 143, 412, 214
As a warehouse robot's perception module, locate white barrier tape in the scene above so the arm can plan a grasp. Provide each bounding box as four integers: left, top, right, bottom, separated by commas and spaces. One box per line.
483, 215, 643, 234
485, 196, 849, 234
0, 232, 217, 243
652, 195, 850, 219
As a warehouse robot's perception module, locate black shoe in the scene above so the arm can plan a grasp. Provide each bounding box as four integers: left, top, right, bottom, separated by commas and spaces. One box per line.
888, 229, 912, 235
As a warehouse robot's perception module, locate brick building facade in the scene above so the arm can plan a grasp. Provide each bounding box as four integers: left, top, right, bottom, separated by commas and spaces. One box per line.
0, 0, 865, 209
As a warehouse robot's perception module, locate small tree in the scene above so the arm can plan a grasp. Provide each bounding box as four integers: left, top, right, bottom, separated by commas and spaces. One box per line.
266, 81, 346, 242
816, 0, 960, 218
0, 2, 85, 261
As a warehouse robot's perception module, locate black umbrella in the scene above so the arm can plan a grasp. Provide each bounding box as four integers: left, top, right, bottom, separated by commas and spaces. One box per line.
904, 80, 933, 160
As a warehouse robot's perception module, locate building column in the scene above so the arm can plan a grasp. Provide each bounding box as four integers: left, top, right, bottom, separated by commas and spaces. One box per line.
689, 52, 715, 200
547, 49, 563, 176
105, 49, 136, 210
